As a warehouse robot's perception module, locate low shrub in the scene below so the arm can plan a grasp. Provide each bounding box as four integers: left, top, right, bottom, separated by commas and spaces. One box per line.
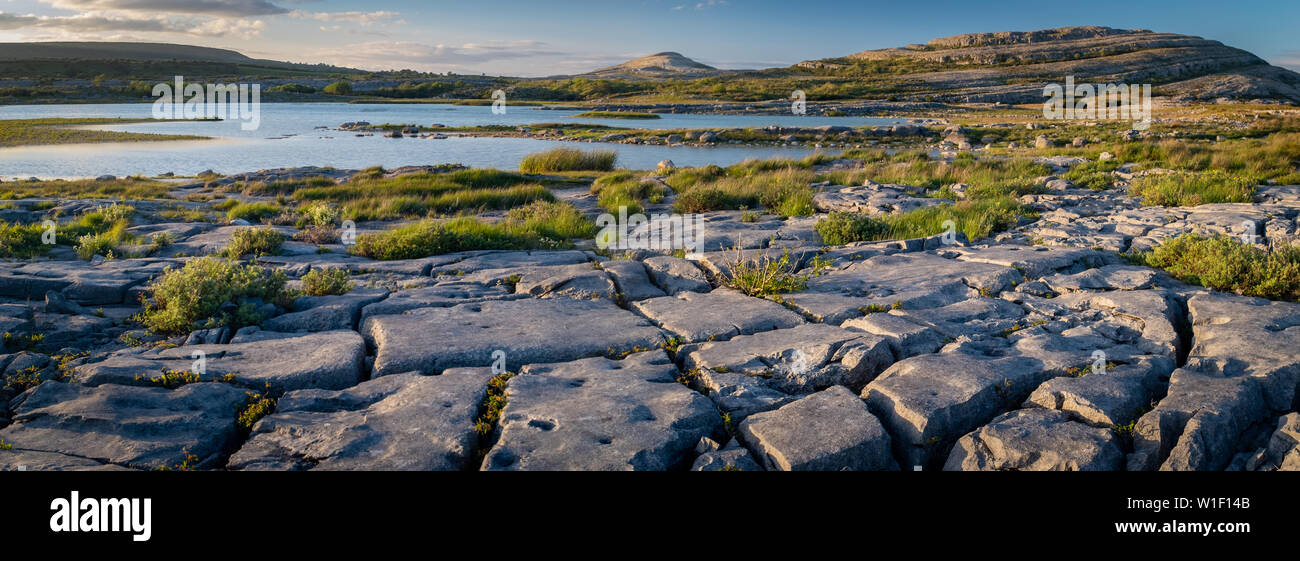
138, 257, 290, 335
300, 268, 353, 296
1131, 234, 1300, 301
223, 227, 285, 258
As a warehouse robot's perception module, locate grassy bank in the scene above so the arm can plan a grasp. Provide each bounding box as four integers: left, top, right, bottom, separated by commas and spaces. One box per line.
0, 118, 207, 148
573, 111, 660, 119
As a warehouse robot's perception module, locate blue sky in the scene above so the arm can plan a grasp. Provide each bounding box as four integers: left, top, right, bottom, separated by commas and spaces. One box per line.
0, 0, 1296, 76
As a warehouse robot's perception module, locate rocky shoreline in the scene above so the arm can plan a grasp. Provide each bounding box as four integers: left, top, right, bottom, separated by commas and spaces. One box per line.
0, 159, 1297, 472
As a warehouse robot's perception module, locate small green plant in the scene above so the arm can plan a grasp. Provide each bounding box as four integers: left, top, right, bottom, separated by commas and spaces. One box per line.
300, 267, 353, 296
154, 368, 200, 387
0, 437, 12, 451
1112, 421, 1137, 437
474, 372, 516, 435
297, 202, 340, 227
721, 248, 813, 298
236, 391, 277, 433
150, 231, 175, 250
155, 452, 199, 471
2, 365, 43, 393
3, 332, 44, 352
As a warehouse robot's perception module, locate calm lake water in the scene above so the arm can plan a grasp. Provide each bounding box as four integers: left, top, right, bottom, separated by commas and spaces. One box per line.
0, 103, 917, 179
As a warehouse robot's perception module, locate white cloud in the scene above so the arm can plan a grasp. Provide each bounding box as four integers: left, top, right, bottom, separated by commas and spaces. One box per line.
0, 10, 264, 37
288, 10, 401, 26
41, 0, 289, 17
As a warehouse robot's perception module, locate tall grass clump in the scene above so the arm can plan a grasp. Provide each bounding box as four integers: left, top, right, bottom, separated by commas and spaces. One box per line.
519, 147, 617, 173
815, 197, 1027, 244
350, 201, 594, 260
590, 172, 669, 214
138, 257, 290, 335
669, 164, 816, 217
1129, 170, 1257, 207
1130, 234, 1300, 301
224, 201, 283, 222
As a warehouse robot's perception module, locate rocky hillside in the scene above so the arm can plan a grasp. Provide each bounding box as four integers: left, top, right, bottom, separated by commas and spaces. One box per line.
585, 52, 723, 79
799, 26, 1300, 104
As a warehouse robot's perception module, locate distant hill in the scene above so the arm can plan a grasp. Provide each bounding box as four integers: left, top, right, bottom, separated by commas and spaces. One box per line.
0, 42, 255, 63
584, 52, 724, 79
0, 41, 364, 78
794, 26, 1300, 104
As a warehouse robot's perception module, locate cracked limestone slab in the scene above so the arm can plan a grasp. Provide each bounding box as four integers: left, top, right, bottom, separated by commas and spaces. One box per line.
861, 340, 1051, 469
229, 369, 491, 471
631, 288, 804, 343
781, 252, 1023, 325
1184, 292, 1300, 412
481, 350, 722, 471
944, 408, 1125, 471
364, 297, 667, 377
680, 323, 894, 420
1025, 355, 1175, 427
0, 381, 249, 470
75, 330, 367, 393
1128, 368, 1270, 472
738, 385, 897, 471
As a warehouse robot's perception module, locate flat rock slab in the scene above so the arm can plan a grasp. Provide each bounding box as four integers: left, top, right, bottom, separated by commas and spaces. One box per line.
429, 250, 592, 276
862, 343, 1050, 469
0, 259, 173, 305
514, 263, 617, 300
262, 289, 388, 333
1041, 265, 1161, 292
692, 440, 764, 471
782, 252, 1022, 325
365, 298, 667, 377
739, 385, 897, 471
1129, 368, 1270, 472
599, 260, 666, 301
229, 370, 491, 471
951, 245, 1109, 278
1026, 356, 1175, 427
680, 323, 894, 419
76, 330, 367, 393
1185, 292, 1300, 411
482, 350, 722, 471
631, 288, 804, 343
841, 313, 945, 359
0, 449, 135, 471
944, 408, 1125, 471
0, 381, 249, 470
642, 255, 711, 295
359, 280, 523, 320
